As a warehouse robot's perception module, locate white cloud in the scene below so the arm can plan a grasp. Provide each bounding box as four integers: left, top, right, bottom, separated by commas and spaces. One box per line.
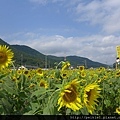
4, 32, 119, 65
29, 0, 47, 5
74, 0, 120, 34
29, 0, 64, 5
29, 0, 120, 34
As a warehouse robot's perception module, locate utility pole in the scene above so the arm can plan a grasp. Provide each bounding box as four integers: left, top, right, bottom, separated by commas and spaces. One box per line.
45, 55, 47, 69
84, 60, 87, 68
64, 53, 66, 61
48, 60, 50, 68
21, 54, 23, 66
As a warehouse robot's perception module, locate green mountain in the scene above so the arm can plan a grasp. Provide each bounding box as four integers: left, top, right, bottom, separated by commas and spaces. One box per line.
0, 38, 10, 45
0, 38, 108, 68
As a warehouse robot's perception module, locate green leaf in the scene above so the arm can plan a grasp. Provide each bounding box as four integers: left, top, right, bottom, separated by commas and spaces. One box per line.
19, 91, 27, 98
1, 98, 12, 114
80, 107, 89, 115
49, 90, 59, 106
0, 90, 5, 98
31, 88, 53, 98
104, 100, 111, 107
23, 111, 34, 115
23, 102, 40, 115
43, 106, 50, 115
43, 105, 55, 115
53, 83, 62, 89
30, 102, 39, 112
66, 109, 71, 115
0, 73, 8, 79
21, 74, 26, 90
55, 70, 61, 78
3, 83, 17, 95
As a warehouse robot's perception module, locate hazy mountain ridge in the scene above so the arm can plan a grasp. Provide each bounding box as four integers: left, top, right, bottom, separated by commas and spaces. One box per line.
0, 38, 108, 68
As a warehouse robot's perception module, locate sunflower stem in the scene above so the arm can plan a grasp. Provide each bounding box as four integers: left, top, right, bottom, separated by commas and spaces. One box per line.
101, 81, 104, 115
56, 61, 64, 69
48, 89, 60, 104
11, 61, 16, 70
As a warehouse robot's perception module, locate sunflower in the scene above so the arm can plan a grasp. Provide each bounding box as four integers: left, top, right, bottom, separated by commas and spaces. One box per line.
0, 80, 4, 83
58, 79, 82, 111
36, 68, 44, 76
116, 107, 120, 115
29, 83, 35, 88
80, 71, 86, 78
79, 66, 84, 71
39, 79, 48, 88
61, 61, 70, 71
60, 70, 69, 79
23, 70, 31, 78
11, 76, 17, 82
97, 78, 102, 83
98, 67, 105, 72
69, 79, 80, 90
0, 45, 14, 69
115, 71, 120, 78
83, 83, 101, 114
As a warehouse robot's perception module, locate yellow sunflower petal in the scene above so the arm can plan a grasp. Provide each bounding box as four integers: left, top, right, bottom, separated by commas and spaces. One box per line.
0, 45, 14, 69
83, 83, 101, 114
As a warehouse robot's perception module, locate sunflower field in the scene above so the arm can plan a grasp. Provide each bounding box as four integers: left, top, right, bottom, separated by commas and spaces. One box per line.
0, 45, 120, 115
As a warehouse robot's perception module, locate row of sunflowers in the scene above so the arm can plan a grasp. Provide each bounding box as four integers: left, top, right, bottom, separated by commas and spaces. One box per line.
0, 45, 120, 115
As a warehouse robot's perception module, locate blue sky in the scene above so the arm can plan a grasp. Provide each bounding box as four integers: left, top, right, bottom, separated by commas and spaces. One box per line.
0, 0, 120, 65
